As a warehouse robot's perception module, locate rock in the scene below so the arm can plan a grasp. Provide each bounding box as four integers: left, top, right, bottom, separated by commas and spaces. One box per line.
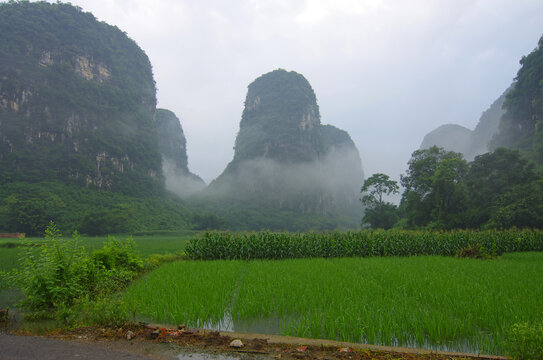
150, 329, 160, 339
229, 339, 244, 348
126, 330, 135, 340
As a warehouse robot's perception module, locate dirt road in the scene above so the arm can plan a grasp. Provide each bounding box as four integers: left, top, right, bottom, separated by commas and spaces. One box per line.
0, 334, 160, 360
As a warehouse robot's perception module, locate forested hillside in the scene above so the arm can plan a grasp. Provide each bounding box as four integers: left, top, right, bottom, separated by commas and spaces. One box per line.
0, 2, 193, 235
491, 35, 543, 166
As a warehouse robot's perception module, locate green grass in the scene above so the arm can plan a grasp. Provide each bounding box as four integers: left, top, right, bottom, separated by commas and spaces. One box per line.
4, 232, 195, 257
123, 252, 543, 355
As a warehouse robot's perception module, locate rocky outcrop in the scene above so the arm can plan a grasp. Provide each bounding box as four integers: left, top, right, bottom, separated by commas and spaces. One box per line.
233, 69, 324, 164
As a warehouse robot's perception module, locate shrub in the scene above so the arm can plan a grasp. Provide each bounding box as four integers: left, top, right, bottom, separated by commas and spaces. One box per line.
9, 222, 144, 316
12, 222, 95, 310
91, 236, 143, 271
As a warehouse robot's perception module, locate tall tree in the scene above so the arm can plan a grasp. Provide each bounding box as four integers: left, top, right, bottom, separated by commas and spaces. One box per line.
400, 146, 468, 229
360, 173, 399, 229
465, 148, 537, 227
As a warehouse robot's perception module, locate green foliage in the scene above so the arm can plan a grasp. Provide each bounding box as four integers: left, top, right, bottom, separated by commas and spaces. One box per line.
186, 229, 543, 260
0, 181, 191, 236
466, 148, 538, 227
398, 146, 543, 229
361, 173, 399, 206
11, 222, 93, 310
76, 296, 129, 327
191, 213, 227, 230
360, 173, 399, 229
362, 202, 399, 230
400, 146, 468, 229
91, 236, 143, 272
8, 221, 144, 314
505, 320, 543, 360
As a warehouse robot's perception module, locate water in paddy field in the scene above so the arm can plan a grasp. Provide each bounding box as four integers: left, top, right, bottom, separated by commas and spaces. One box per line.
202, 312, 294, 335
0, 289, 60, 334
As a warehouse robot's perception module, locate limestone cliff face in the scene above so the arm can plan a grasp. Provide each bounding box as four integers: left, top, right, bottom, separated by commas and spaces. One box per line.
156, 109, 205, 197
0, 2, 162, 195
203, 69, 363, 229
233, 69, 324, 163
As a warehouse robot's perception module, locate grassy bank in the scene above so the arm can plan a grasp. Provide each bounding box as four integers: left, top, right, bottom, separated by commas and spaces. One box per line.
123, 252, 543, 355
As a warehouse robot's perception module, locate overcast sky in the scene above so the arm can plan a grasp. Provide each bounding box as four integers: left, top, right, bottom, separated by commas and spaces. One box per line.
46, 1, 543, 182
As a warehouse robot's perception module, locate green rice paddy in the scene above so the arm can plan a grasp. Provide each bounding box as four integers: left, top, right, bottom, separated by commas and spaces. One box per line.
123, 252, 543, 355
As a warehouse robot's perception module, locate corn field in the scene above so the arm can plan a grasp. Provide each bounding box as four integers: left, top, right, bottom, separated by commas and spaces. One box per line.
186, 229, 543, 260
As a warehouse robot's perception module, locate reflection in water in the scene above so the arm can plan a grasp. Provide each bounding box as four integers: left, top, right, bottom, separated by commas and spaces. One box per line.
202, 312, 293, 335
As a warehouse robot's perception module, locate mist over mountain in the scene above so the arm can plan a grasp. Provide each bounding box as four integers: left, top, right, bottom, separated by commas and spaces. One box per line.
420, 89, 508, 160
156, 108, 205, 197
196, 69, 364, 230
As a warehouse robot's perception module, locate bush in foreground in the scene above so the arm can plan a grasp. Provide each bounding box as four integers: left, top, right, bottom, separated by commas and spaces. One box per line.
8, 222, 143, 317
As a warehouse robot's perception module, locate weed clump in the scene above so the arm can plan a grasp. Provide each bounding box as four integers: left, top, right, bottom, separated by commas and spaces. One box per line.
505, 320, 543, 360
457, 244, 493, 259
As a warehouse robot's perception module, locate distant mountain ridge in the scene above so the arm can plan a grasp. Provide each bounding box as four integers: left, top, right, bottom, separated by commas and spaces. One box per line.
420, 89, 508, 160
156, 109, 205, 197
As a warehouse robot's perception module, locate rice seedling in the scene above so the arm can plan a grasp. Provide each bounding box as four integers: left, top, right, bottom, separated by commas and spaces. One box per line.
123, 252, 543, 355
